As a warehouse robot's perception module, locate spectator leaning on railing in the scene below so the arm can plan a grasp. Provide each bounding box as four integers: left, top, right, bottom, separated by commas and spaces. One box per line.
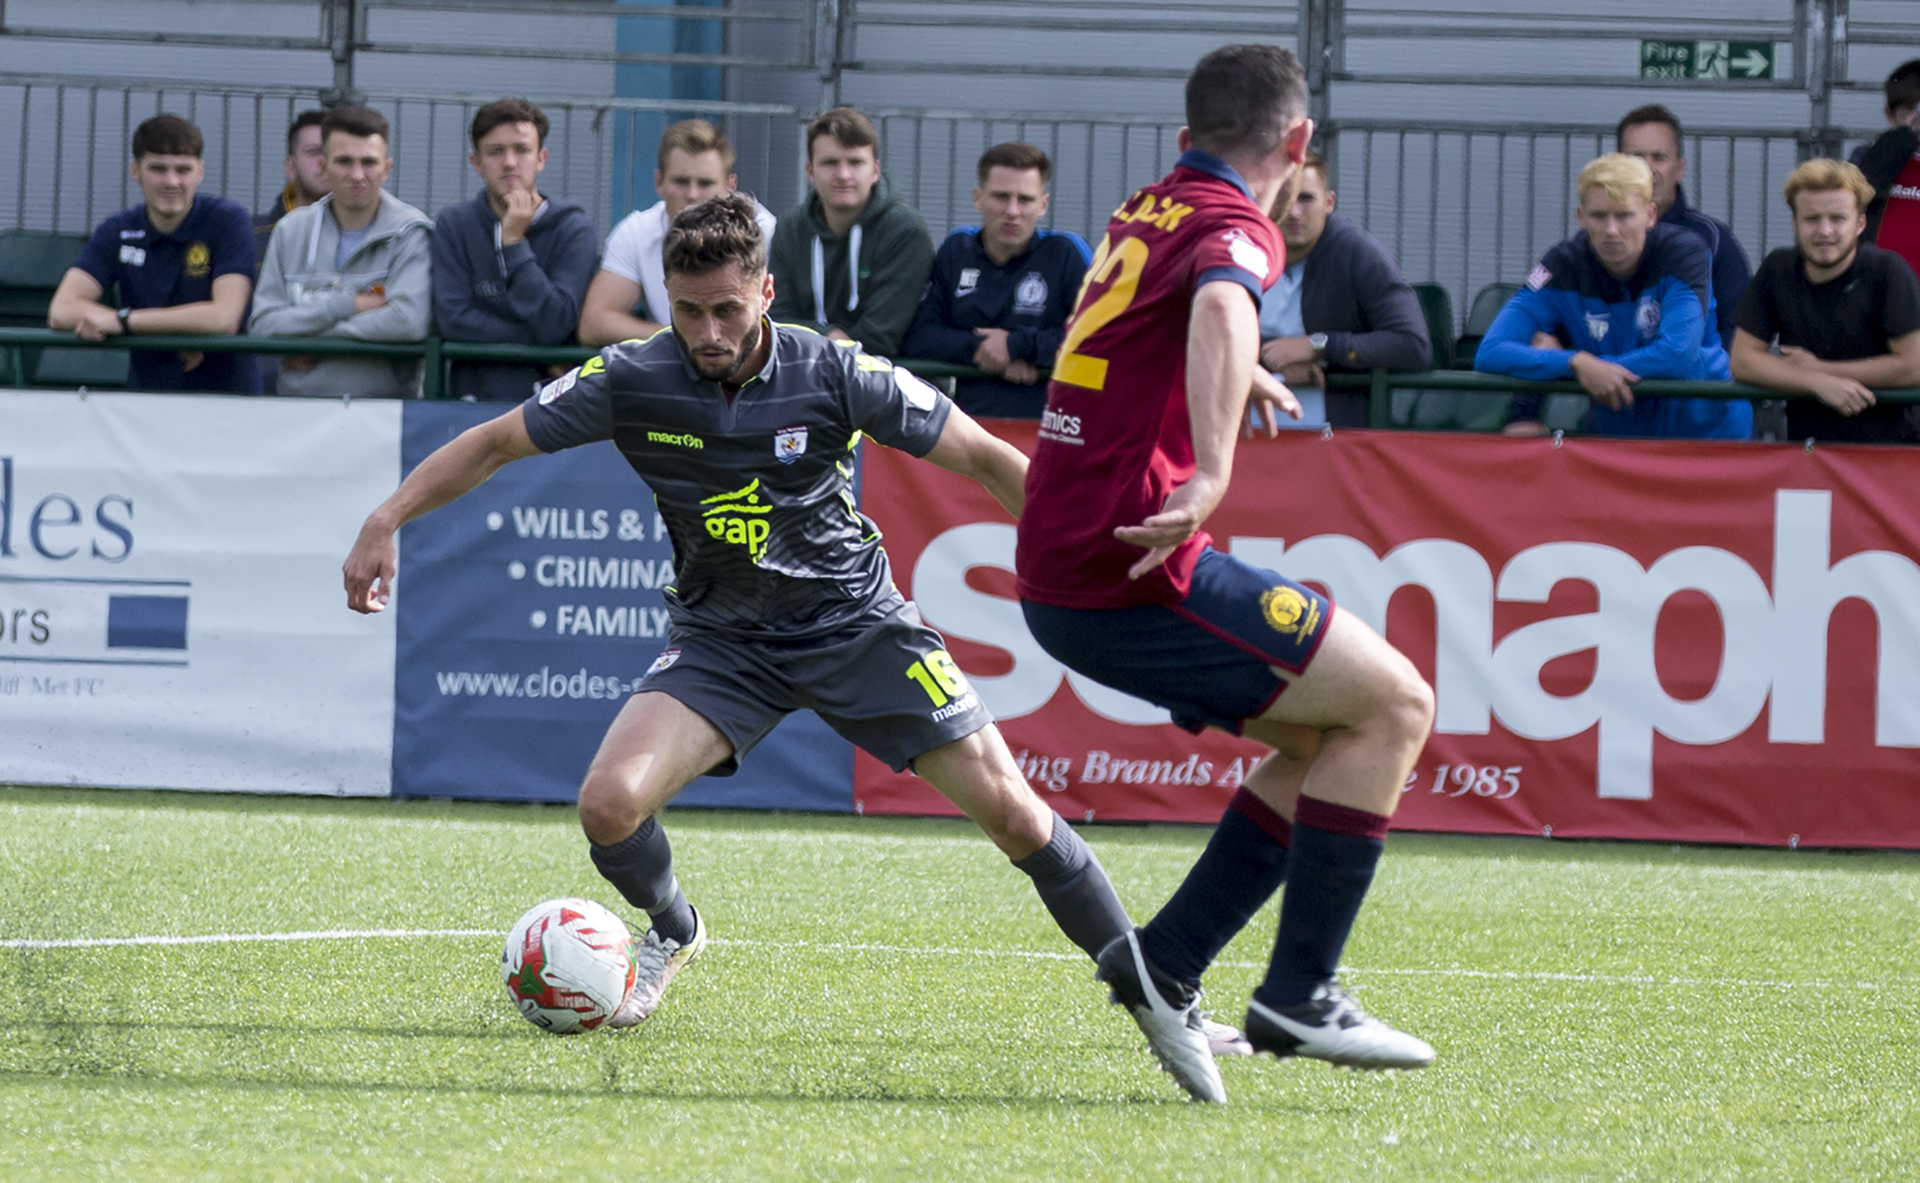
1729, 159, 1920, 444
48, 113, 260, 393
768, 107, 933, 357
579, 119, 778, 349
1476, 153, 1748, 440
900, 141, 1090, 419
251, 105, 432, 398
432, 96, 597, 402
1256, 150, 1428, 429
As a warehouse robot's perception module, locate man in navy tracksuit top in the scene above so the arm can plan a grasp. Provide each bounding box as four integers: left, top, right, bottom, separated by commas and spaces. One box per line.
901, 143, 1090, 418
432, 97, 598, 401
1477, 153, 1749, 440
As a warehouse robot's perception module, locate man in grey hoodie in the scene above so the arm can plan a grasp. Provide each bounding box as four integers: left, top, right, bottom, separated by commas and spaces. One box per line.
252, 106, 433, 398
433, 97, 598, 401
768, 107, 933, 356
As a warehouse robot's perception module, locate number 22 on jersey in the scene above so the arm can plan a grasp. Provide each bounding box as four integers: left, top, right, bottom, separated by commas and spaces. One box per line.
1053, 235, 1151, 391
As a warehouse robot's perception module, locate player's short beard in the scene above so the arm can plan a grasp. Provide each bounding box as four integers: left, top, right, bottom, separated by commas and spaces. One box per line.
678, 319, 763, 384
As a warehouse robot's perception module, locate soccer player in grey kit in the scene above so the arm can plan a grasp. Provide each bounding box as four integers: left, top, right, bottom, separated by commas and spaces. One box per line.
343, 195, 1233, 1047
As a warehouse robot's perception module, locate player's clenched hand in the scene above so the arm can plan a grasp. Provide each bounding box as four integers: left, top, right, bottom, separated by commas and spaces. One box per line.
343, 520, 399, 614
1114, 472, 1227, 580
1244, 365, 1302, 438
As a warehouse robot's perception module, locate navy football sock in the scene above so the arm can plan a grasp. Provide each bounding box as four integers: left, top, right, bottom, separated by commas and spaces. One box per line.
1255, 797, 1389, 1008
1140, 788, 1293, 987
1011, 812, 1133, 960
589, 816, 697, 944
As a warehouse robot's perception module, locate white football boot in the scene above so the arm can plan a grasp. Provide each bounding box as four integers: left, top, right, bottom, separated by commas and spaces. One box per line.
1095, 930, 1227, 1103
606, 907, 707, 1029
1245, 982, 1434, 1069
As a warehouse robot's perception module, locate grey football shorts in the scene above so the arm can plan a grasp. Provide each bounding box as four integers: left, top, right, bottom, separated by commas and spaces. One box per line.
636, 594, 995, 774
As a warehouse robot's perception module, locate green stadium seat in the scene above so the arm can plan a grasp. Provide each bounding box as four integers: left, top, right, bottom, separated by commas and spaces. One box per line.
1410, 283, 1455, 371
0, 229, 129, 390
1453, 282, 1522, 371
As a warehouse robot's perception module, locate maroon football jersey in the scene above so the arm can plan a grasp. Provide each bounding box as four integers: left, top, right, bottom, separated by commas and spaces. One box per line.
1016, 153, 1284, 608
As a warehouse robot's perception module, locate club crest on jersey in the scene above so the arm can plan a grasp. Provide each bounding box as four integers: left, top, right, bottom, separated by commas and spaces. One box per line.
184, 242, 211, 278
646, 649, 681, 676
538, 369, 577, 404
1223, 228, 1270, 278
774, 425, 808, 464
1013, 271, 1048, 314
1526, 263, 1553, 291
1584, 312, 1611, 342
1635, 296, 1662, 341
956, 267, 980, 295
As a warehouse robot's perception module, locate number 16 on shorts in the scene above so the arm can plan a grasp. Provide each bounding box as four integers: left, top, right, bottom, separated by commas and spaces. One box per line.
905, 649, 970, 707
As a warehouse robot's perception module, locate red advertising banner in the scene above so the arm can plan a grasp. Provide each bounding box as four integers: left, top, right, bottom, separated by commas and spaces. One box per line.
857, 423, 1920, 849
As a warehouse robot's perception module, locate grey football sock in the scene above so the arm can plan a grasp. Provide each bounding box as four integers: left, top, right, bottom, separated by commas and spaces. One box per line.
1011, 811, 1133, 960
589, 816, 697, 944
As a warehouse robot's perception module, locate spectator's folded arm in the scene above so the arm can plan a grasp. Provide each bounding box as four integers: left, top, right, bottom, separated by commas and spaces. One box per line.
326, 225, 432, 342
1472, 288, 1576, 382
500, 218, 598, 345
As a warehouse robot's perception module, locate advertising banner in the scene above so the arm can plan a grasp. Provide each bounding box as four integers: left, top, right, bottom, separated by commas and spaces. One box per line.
0, 390, 399, 794
857, 424, 1920, 849
390, 402, 852, 810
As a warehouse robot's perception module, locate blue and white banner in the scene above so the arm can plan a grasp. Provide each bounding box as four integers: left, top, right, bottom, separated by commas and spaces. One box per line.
389, 402, 852, 810
0, 390, 399, 794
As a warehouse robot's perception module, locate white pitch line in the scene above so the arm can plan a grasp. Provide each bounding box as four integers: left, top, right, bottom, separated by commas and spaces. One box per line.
0, 928, 498, 950
2, 929, 1909, 993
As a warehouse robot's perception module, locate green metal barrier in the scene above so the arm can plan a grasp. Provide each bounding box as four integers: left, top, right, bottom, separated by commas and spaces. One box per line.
3, 328, 1915, 422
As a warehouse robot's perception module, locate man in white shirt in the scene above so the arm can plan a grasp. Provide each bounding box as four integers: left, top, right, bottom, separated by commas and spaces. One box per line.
577, 120, 777, 346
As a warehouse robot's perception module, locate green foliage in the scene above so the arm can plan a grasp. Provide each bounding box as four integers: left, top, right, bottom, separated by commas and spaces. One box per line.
1, 786, 1916, 1181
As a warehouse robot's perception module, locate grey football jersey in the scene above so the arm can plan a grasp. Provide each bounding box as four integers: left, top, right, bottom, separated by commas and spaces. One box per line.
521, 321, 953, 638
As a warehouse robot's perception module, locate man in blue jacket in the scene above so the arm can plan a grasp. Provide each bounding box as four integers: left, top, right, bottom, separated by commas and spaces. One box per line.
1617, 105, 1751, 352
433, 97, 598, 401
1476, 153, 1749, 440
900, 143, 1090, 418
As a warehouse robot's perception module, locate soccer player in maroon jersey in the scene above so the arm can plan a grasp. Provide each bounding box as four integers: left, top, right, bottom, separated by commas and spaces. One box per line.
1016, 44, 1437, 1102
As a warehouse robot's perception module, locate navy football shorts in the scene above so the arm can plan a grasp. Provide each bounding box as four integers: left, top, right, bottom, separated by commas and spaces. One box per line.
637, 595, 994, 773
1021, 547, 1333, 735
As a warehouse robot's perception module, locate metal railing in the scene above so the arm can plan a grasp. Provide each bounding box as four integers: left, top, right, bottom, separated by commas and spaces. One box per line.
7, 329, 1914, 434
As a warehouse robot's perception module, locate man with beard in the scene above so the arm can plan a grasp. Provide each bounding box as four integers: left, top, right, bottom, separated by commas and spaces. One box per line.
341, 194, 1195, 1043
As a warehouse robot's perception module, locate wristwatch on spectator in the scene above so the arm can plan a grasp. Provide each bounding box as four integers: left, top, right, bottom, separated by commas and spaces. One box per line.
1308, 332, 1328, 361
117, 307, 133, 333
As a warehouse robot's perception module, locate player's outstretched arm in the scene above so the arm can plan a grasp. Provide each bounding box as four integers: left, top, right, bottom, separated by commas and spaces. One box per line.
343, 406, 543, 614
922, 406, 1030, 519
1114, 281, 1261, 578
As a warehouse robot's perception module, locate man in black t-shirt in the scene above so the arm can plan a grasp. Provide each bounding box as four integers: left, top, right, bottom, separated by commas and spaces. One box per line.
340, 196, 1204, 1055
1730, 158, 1920, 443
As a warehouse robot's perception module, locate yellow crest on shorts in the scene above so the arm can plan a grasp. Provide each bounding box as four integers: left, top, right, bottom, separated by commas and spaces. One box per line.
185, 242, 211, 278
1260, 585, 1320, 639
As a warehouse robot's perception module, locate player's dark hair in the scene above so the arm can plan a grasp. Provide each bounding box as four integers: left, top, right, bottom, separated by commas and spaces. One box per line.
663, 192, 768, 278
1886, 59, 1920, 114
977, 141, 1051, 185
132, 114, 203, 160
1185, 44, 1307, 159
321, 105, 391, 151
286, 109, 326, 156
470, 96, 549, 148
1616, 103, 1684, 152
806, 107, 878, 161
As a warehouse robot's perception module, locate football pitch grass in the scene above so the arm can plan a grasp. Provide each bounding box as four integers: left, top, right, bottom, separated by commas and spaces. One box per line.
2, 786, 1916, 1181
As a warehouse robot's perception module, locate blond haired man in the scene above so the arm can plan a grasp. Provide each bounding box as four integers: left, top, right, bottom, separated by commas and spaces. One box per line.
1475, 153, 1748, 439
579, 119, 777, 346
1731, 158, 1920, 443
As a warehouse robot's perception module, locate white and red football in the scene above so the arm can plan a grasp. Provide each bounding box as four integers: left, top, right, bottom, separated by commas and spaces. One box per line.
501, 898, 636, 1034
